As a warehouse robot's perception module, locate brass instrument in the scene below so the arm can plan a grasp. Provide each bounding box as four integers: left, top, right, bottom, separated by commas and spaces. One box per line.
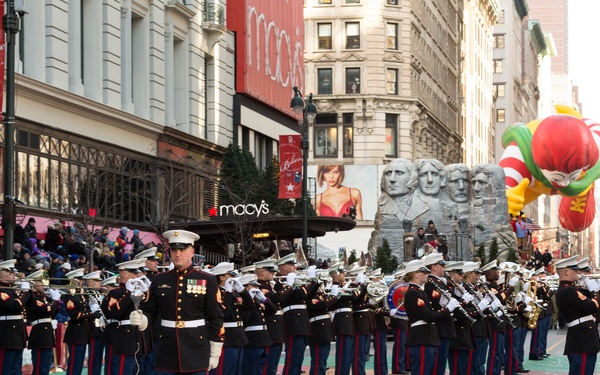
524, 281, 540, 329
366, 281, 389, 304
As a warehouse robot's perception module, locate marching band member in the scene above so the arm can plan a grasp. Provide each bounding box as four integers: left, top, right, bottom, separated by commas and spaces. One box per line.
274, 252, 318, 375
254, 259, 284, 375
135, 248, 161, 375
239, 274, 272, 375
501, 268, 527, 375
423, 252, 456, 375
462, 261, 489, 375
101, 259, 147, 375
25, 269, 60, 375
239, 265, 256, 275
131, 230, 224, 374
306, 274, 336, 375
84, 270, 106, 375
536, 267, 553, 360
0, 259, 29, 374
403, 259, 459, 375
101, 275, 119, 375
555, 255, 600, 375
389, 270, 410, 375
527, 268, 545, 362
210, 262, 253, 375
327, 263, 357, 375
515, 270, 532, 374
63, 268, 102, 375
369, 268, 389, 375
348, 266, 371, 375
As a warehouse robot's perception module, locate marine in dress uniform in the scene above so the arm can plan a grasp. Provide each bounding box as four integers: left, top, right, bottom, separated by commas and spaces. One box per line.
423, 252, 456, 375
389, 270, 410, 375
0, 259, 29, 374
347, 266, 372, 375
25, 269, 60, 375
255, 259, 285, 375
239, 274, 272, 375
274, 252, 318, 375
135, 248, 161, 375
132, 230, 224, 375
210, 262, 253, 375
327, 263, 357, 375
307, 282, 336, 375
403, 259, 459, 375
101, 259, 147, 375
368, 269, 389, 375
84, 271, 106, 375
100, 275, 119, 375
537, 268, 554, 360
500, 270, 527, 375
63, 268, 103, 375
555, 255, 600, 375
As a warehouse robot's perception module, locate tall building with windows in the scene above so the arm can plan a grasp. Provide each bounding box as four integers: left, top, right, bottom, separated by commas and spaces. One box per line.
304, 0, 463, 165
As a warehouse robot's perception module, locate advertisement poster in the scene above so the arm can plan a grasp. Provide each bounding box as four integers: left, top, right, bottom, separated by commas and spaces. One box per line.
308, 164, 378, 221
278, 135, 303, 199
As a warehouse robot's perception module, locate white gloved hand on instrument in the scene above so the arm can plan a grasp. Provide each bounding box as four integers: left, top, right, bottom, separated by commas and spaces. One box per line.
462, 292, 474, 304
209, 341, 224, 370
446, 298, 460, 312
129, 310, 148, 331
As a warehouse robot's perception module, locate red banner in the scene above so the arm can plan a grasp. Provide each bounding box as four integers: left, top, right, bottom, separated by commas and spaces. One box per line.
278, 135, 302, 199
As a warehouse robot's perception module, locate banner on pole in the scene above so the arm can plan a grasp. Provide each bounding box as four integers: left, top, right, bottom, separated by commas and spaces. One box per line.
278, 135, 302, 199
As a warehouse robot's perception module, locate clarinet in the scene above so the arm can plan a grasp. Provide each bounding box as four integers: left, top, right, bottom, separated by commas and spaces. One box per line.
90, 291, 107, 329
444, 271, 486, 319
478, 281, 516, 329
430, 279, 475, 324
463, 281, 504, 324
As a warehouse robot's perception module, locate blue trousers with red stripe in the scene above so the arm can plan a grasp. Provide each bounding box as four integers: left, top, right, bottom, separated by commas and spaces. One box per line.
486, 331, 506, 375
516, 326, 527, 370
210, 346, 243, 375
409, 345, 436, 375
529, 322, 542, 357
539, 316, 550, 355
352, 333, 369, 375
110, 354, 135, 375
0, 348, 23, 375
473, 337, 488, 375
503, 328, 519, 375
67, 344, 86, 375
373, 328, 388, 375
263, 343, 282, 375
334, 334, 354, 375
243, 346, 267, 375
391, 328, 407, 373
433, 338, 449, 375
448, 349, 473, 375
88, 338, 104, 375
282, 335, 307, 375
158, 372, 207, 375
567, 353, 597, 375
309, 343, 330, 375
31, 348, 53, 375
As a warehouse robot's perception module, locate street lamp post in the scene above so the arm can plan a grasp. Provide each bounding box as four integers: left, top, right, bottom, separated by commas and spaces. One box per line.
290, 86, 317, 254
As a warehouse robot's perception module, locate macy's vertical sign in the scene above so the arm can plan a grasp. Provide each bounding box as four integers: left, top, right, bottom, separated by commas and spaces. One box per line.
208, 201, 270, 218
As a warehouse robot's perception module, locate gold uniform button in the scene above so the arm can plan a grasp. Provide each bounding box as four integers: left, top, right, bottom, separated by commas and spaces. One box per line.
179, 291, 182, 294
179, 283, 183, 287
178, 299, 182, 303
178, 307, 181, 311
177, 316, 182, 319
179, 277, 184, 281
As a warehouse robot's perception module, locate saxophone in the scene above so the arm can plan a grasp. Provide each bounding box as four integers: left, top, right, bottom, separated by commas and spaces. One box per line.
524, 281, 540, 329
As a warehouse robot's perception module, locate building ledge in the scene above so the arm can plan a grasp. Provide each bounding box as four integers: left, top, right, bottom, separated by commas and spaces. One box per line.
514, 0, 529, 20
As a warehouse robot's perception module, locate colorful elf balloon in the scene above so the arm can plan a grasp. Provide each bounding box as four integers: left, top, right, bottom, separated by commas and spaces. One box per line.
499, 105, 600, 232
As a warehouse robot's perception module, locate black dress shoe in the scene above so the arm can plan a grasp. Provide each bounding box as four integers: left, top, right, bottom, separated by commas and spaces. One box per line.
543, 353, 550, 357
517, 369, 530, 373
529, 355, 543, 360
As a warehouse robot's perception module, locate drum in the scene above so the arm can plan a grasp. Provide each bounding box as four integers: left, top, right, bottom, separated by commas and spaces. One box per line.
386, 280, 409, 316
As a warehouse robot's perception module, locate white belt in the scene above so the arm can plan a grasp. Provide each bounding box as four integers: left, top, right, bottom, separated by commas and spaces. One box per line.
566, 315, 594, 328
118, 320, 131, 326
106, 319, 118, 324
245, 325, 267, 332
161, 319, 206, 328
0, 315, 22, 321
411, 320, 434, 328
309, 314, 330, 322
334, 308, 352, 314
393, 315, 408, 320
223, 321, 244, 328
354, 309, 370, 313
274, 310, 283, 316
31, 318, 52, 326
282, 305, 306, 313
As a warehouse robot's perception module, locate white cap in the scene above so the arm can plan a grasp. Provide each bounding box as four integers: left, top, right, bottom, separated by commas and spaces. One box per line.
367, 268, 382, 277
346, 266, 367, 275
462, 261, 482, 273
101, 275, 119, 287
254, 259, 277, 271
66, 269, 85, 279
163, 230, 199, 249
239, 274, 259, 286
60, 263, 72, 271
239, 265, 256, 274
577, 257, 591, 271
0, 259, 17, 271
423, 252, 446, 266
554, 255, 579, 270
135, 248, 159, 261
26, 269, 45, 279
393, 269, 405, 279
480, 260, 498, 272
445, 261, 464, 272
117, 259, 145, 271
404, 259, 430, 274
533, 267, 547, 275
275, 253, 296, 266
211, 262, 236, 276
83, 270, 103, 280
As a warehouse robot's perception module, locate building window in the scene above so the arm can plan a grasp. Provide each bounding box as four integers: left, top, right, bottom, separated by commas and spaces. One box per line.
343, 114, 354, 157
493, 60, 503, 74
345, 68, 360, 94
387, 69, 398, 94
318, 0, 332, 3
318, 69, 333, 94
493, 83, 505, 97
345, 22, 360, 49
315, 115, 338, 158
387, 0, 398, 4
497, 10, 505, 24
385, 114, 397, 157
345, 0, 360, 3
386, 23, 398, 49
493, 34, 505, 48
496, 109, 505, 122
318, 23, 332, 49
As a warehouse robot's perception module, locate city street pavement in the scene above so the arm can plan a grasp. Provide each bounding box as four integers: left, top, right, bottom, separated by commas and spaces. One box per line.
278, 327, 576, 374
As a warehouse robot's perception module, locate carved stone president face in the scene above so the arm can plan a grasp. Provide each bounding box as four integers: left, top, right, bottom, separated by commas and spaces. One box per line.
416, 159, 447, 196
446, 164, 470, 203
381, 158, 418, 198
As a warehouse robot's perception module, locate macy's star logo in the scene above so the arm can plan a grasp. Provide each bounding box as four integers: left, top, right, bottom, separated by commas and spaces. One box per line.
208, 207, 218, 217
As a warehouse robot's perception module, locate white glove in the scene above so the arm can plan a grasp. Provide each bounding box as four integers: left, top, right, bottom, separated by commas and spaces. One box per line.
523, 282, 530, 291
484, 295, 493, 304
231, 278, 244, 293
514, 293, 523, 303
248, 288, 259, 299
356, 273, 365, 284
439, 295, 450, 307
524, 296, 533, 304
51, 319, 58, 330
462, 292, 474, 304
584, 278, 600, 291
390, 308, 398, 317
129, 310, 148, 331
307, 265, 317, 278
497, 309, 504, 317
138, 275, 152, 289
524, 305, 533, 313
491, 299, 502, 312
329, 284, 340, 297
224, 278, 234, 293
446, 298, 460, 312
441, 277, 447, 285
209, 341, 224, 370
255, 289, 267, 302
508, 276, 519, 287
286, 272, 297, 287
48, 288, 61, 301
126, 279, 148, 293
89, 303, 100, 313
20, 282, 31, 291
477, 299, 490, 311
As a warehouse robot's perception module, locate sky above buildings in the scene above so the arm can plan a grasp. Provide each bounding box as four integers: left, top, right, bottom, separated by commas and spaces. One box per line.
569, 0, 600, 120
